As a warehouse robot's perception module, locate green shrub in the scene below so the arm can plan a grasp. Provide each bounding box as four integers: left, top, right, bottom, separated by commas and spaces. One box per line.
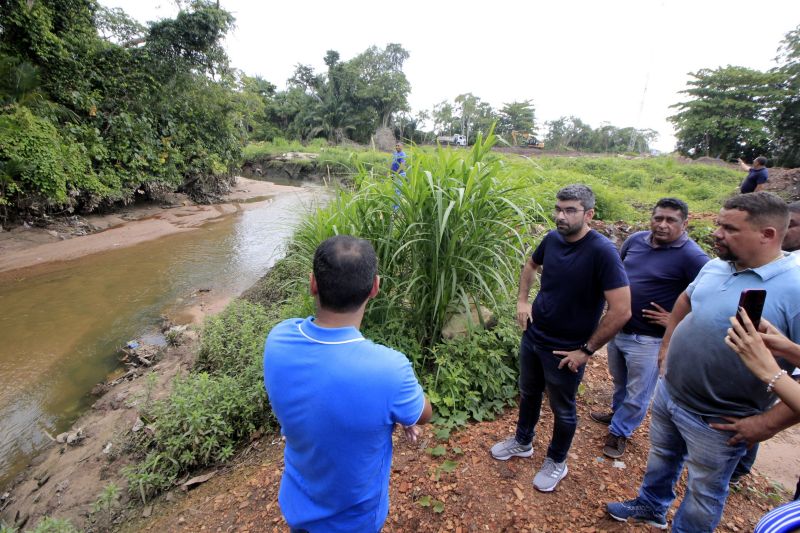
424, 311, 520, 427
197, 299, 273, 376
0, 106, 101, 205
125, 371, 267, 502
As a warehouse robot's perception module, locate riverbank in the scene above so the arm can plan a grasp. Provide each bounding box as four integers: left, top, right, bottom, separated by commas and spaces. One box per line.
0, 177, 295, 275
0, 177, 321, 531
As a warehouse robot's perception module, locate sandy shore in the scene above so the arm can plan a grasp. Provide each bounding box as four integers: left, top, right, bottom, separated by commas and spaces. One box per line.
0, 177, 295, 274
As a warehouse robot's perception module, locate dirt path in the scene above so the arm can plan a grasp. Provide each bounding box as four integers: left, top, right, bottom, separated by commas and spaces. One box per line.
0, 177, 295, 274
122, 358, 790, 533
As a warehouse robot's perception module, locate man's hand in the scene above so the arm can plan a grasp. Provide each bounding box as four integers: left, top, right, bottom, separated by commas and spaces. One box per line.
642, 302, 670, 328
517, 300, 532, 331
402, 425, 421, 444
709, 414, 776, 447
554, 349, 589, 373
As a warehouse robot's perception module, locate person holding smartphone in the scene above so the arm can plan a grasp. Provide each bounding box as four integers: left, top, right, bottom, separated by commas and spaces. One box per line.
726, 309, 800, 531
606, 192, 800, 532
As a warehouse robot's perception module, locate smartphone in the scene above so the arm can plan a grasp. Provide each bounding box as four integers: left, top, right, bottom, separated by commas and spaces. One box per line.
736, 289, 767, 329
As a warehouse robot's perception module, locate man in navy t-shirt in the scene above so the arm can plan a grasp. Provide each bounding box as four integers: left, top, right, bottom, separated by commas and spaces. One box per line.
589, 198, 709, 459
263, 235, 432, 533
739, 156, 768, 193
490, 184, 631, 492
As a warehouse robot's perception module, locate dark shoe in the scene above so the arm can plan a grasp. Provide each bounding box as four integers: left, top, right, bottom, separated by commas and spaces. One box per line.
590, 410, 613, 425
602, 433, 627, 459
607, 499, 667, 529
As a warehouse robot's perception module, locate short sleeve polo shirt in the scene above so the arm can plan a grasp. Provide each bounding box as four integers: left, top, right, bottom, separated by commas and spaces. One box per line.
263, 317, 425, 533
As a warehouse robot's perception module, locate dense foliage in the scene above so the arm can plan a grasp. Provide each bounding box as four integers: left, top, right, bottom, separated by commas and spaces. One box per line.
544, 116, 658, 153
0, 0, 245, 220
670, 24, 800, 166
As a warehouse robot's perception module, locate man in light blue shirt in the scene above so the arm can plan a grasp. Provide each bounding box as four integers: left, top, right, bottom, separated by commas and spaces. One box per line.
607, 192, 800, 532
264, 235, 432, 533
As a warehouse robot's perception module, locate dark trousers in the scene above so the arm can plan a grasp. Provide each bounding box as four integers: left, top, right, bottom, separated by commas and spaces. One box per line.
515, 335, 585, 463
732, 443, 759, 480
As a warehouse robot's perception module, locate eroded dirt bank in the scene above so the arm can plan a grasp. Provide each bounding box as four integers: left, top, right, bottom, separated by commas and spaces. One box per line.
0, 178, 294, 274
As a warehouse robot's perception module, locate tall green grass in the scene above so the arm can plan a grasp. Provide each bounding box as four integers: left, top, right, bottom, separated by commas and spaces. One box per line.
290, 128, 537, 345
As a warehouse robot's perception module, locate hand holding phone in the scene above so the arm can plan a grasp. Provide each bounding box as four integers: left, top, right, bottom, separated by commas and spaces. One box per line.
736, 289, 767, 330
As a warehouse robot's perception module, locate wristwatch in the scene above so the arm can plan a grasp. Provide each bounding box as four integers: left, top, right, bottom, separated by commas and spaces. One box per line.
579, 343, 595, 357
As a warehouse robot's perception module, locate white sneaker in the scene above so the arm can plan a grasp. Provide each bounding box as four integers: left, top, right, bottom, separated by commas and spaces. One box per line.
490, 437, 533, 461
533, 457, 568, 492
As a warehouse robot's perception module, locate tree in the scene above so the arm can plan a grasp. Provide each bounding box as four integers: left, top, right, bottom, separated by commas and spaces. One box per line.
771, 24, 800, 167
669, 66, 783, 160
497, 100, 536, 137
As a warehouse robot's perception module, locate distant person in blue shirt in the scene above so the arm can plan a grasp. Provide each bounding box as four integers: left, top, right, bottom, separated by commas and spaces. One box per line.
391, 142, 406, 177
263, 235, 432, 533
739, 156, 769, 193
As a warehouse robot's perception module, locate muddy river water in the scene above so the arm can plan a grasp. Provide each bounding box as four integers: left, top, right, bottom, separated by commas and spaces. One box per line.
0, 183, 324, 488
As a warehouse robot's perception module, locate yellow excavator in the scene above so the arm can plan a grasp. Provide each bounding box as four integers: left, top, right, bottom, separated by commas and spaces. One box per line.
511, 130, 544, 149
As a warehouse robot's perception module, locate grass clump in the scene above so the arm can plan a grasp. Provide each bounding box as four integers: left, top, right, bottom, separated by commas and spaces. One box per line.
291, 127, 535, 346
125, 371, 267, 503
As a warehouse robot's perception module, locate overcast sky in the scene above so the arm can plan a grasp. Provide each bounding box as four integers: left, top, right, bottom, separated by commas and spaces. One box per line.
100, 0, 799, 152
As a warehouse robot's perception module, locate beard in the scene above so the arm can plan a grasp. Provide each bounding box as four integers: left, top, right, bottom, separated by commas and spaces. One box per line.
715, 241, 737, 261
556, 220, 583, 237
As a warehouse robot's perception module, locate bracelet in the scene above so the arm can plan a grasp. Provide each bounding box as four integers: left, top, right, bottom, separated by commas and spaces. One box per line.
766, 370, 788, 393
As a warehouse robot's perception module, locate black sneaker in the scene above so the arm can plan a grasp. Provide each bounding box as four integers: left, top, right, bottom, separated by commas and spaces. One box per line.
607, 499, 667, 529
590, 410, 613, 425
602, 433, 627, 459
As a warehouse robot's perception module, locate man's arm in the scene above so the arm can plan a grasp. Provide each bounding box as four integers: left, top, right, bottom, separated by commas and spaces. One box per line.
754, 183, 766, 192
658, 291, 692, 373
516, 256, 540, 330
556, 285, 631, 372
710, 401, 800, 447
738, 158, 751, 171
402, 397, 433, 443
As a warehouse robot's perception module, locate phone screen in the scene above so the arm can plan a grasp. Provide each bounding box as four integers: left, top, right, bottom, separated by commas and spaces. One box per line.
736, 289, 767, 329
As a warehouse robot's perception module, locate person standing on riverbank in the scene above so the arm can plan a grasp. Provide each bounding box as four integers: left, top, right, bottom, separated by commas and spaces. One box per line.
490, 184, 631, 492
263, 235, 432, 533
391, 142, 407, 177
590, 198, 708, 459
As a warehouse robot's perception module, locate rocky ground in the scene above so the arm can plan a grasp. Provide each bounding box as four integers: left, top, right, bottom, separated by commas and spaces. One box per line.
118, 357, 789, 533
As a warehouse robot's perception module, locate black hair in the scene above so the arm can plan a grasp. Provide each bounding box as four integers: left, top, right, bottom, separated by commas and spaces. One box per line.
723, 192, 789, 234
755, 156, 768, 167
556, 184, 595, 210
653, 197, 689, 220
313, 235, 378, 312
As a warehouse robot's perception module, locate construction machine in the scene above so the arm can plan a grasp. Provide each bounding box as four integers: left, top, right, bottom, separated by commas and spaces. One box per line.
511, 130, 544, 149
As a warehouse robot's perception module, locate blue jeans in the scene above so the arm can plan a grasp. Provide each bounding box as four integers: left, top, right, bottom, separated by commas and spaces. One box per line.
515, 335, 585, 463
607, 332, 662, 438
636, 381, 747, 532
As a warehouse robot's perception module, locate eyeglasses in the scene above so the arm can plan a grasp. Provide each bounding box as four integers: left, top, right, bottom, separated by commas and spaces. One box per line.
553, 206, 585, 216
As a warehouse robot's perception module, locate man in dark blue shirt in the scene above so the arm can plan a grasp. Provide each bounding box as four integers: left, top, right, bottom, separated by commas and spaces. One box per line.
590, 198, 709, 459
490, 184, 631, 492
739, 156, 768, 193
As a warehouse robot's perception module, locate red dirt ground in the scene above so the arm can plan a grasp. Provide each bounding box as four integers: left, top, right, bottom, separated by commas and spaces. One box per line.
123, 356, 787, 533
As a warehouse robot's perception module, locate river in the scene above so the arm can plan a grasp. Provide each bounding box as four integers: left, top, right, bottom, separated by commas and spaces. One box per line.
0, 181, 325, 488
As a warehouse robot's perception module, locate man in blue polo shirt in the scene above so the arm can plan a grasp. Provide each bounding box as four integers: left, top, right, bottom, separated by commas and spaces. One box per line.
263, 235, 432, 533
391, 142, 406, 177
590, 198, 708, 459
607, 192, 800, 531
739, 156, 769, 193
490, 184, 631, 492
